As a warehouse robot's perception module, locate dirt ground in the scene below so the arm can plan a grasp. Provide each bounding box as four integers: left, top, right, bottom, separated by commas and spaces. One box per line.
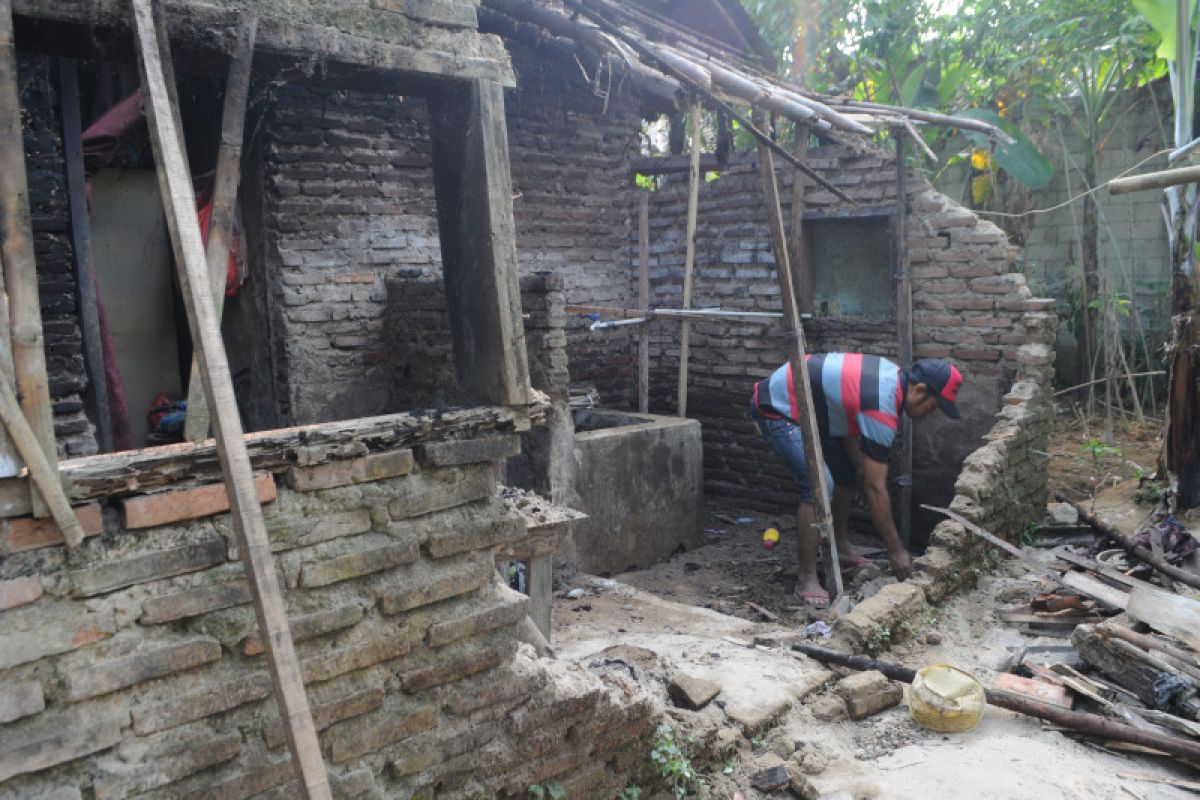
549, 406, 1198, 799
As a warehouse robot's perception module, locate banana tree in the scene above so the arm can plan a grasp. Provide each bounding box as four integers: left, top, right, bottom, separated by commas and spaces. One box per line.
1131, 0, 1200, 507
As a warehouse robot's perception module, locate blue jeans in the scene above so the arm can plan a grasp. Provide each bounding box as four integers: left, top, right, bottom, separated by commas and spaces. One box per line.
754, 416, 837, 504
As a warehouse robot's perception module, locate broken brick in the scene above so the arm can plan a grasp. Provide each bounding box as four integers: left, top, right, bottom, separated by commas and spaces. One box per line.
118, 472, 276, 529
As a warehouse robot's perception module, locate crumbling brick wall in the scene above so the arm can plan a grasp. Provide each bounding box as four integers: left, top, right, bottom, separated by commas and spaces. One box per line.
19, 54, 97, 458
258, 38, 643, 424
638, 141, 1057, 535
0, 419, 655, 797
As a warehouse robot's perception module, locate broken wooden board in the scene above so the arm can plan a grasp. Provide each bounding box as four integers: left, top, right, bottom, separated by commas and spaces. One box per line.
1060, 570, 1130, 611
994, 673, 1073, 709
1127, 585, 1200, 652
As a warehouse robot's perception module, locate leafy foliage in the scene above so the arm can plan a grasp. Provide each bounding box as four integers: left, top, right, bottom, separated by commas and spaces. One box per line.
649, 723, 702, 799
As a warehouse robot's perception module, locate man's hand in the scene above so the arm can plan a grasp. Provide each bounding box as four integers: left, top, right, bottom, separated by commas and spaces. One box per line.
889, 547, 912, 580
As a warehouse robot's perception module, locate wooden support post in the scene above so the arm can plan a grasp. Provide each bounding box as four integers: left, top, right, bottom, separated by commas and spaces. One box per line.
184, 12, 257, 443
0, 0, 56, 508
429, 78, 531, 406
129, 2, 331, 797
59, 58, 111, 453
892, 128, 913, 547
638, 191, 650, 414
676, 97, 701, 418
788, 123, 812, 316
753, 111, 844, 603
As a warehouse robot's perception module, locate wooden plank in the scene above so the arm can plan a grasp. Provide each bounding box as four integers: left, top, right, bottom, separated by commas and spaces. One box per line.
892, 128, 912, 547
428, 78, 531, 407
638, 191, 650, 414
754, 110, 843, 604
129, 2, 331, 797
1127, 584, 1200, 651
58, 58, 111, 453
1060, 570, 1129, 612
787, 124, 812, 316
0, 0, 54, 505
184, 13, 257, 443
0, 381, 84, 546
1054, 551, 1165, 595
676, 97, 701, 418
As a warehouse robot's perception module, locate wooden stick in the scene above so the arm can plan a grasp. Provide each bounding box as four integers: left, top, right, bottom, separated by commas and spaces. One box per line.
563, 0, 855, 205
788, 124, 812, 317
638, 191, 650, 414
184, 12, 257, 443
59, 58, 111, 453
1, 0, 56, 512
791, 642, 1200, 763
129, 2, 331, 796
755, 110, 843, 603
1109, 164, 1200, 195
893, 128, 913, 547
1061, 496, 1200, 590
0, 380, 84, 546
676, 97, 701, 418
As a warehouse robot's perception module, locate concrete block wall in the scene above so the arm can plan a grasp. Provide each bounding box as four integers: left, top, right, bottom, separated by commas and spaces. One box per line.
637, 139, 1058, 530
19, 53, 97, 458
0, 431, 655, 798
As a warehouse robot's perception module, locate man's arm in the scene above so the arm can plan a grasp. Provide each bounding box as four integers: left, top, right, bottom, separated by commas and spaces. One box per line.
842, 438, 912, 579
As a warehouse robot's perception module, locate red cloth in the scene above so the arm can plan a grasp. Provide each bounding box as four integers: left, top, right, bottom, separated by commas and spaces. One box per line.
196, 199, 241, 298
81, 90, 144, 176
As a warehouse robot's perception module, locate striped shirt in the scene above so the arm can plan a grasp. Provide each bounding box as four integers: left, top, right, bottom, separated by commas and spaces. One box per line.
752, 353, 905, 462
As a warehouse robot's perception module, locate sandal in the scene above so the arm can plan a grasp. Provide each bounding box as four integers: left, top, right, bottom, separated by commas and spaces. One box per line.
795, 589, 831, 610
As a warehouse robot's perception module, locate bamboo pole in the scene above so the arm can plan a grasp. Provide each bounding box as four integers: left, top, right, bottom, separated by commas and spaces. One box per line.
130, 2, 331, 796
1109, 164, 1200, 195
638, 191, 650, 414
676, 97, 701, 418
791, 642, 1200, 764
1, 0, 56, 513
754, 110, 844, 604
184, 12, 257, 443
893, 128, 913, 547
788, 124, 812, 317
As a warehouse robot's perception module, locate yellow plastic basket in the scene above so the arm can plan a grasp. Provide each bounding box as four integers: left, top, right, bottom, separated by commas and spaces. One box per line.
909, 664, 986, 733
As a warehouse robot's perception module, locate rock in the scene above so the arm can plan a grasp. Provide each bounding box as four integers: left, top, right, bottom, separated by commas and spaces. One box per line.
785, 763, 820, 800
924, 631, 942, 645
800, 752, 829, 775
809, 694, 847, 722
667, 673, 721, 710
1047, 502, 1078, 525
834, 671, 902, 720
750, 765, 790, 792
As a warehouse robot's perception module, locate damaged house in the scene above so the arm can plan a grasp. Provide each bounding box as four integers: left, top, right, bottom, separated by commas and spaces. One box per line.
0, 0, 1065, 797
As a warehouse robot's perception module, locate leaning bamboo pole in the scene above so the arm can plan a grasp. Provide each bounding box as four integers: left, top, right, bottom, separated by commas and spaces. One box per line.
676, 97, 702, 418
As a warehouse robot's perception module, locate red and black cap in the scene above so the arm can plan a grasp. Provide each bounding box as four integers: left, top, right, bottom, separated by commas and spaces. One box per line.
910, 359, 963, 419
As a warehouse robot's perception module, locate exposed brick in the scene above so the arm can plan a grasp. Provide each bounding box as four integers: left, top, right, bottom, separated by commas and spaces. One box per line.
139, 581, 251, 624
952, 348, 1002, 362
72, 538, 227, 596
427, 593, 528, 647
426, 514, 523, 558
0, 680, 45, 724
387, 468, 493, 520
241, 603, 364, 655
0, 711, 125, 783
0, 575, 43, 610
415, 435, 521, 467
65, 636, 222, 701
324, 702, 438, 763
273, 508, 372, 550
119, 473, 277, 529
300, 635, 409, 685
300, 539, 420, 587
1, 608, 116, 669
330, 767, 379, 799
835, 670, 903, 719
289, 449, 414, 491
132, 673, 274, 734
400, 641, 511, 693
2, 503, 102, 553
178, 759, 295, 800
377, 555, 492, 615
263, 684, 385, 749
92, 731, 241, 799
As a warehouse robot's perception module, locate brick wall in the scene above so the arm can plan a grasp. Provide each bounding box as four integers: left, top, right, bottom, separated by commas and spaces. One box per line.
638, 140, 1057, 534
0, 419, 655, 797
20, 53, 97, 458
